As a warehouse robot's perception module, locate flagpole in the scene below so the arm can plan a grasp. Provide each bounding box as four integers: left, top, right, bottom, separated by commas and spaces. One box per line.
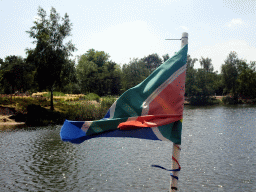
170, 32, 188, 192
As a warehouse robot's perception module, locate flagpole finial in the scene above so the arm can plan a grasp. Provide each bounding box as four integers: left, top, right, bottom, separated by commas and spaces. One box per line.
181, 32, 188, 47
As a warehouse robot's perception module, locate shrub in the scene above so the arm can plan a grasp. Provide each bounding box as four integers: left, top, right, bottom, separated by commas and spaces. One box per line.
222, 96, 238, 104
83, 93, 100, 102
65, 102, 98, 121
0, 96, 12, 105
100, 96, 116, 109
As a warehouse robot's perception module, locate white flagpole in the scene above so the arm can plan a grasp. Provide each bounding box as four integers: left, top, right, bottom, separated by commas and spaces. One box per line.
170, 32, 188, 192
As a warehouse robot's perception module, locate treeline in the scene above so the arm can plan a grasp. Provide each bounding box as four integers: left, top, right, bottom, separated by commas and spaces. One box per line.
186, 52, 256, 104
0, 6, 256, 106
0, 49, 167, 96
1, 49, 256, 102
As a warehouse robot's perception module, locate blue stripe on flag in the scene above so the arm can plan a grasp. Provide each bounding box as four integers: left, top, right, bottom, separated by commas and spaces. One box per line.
60, 120, 159, 144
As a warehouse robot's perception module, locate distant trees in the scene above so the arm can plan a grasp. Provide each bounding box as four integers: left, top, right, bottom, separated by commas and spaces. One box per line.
162, 54, 170, 62
221, 51, 256, 102
0, 56, 35, 94
142, 53, 162, 73
221, 52, 239, 99
237, 61, 256, 99
199, 57, 214, 73
121, 58, 150, 92
185, 55, 224, 105
76, 49, 121, 96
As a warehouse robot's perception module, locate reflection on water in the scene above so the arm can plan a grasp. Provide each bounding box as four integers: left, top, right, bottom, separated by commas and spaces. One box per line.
0, 105, 256, 191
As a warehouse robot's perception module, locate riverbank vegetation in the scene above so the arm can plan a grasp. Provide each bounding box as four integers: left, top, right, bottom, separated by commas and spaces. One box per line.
0, 93, 116, 126
0, 7, 256, 126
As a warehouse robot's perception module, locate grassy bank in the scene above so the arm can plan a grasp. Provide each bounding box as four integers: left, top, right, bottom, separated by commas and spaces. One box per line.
0, 92, 117, 126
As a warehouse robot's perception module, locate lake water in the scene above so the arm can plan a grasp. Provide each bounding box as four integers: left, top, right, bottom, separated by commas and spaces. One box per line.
0, 105, 255, 191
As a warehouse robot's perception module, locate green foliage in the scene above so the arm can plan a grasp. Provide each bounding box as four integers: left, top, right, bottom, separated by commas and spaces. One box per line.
83, 48, 110, 68
162, 54, 170, 62
221, 52, 239, 97
59, 59, 77, 91
220, 52, 256, 100
199, 57, 214, 72
142, 53, 162, 72
100, 96, 117, 109
64, 102, 97, 121
185, 55, 218, 105
83, 93, 100, 102
186, 55, 198, 70
77, 49, 121, 96
236, 60, 256, 99
0, 96, 12, 105
0, 56, 35, 94
64, 101, 109, 121
121, 58, 150, 92
221, 96, 241, 105
0, 95, 50, 113
62, 83, 81, 94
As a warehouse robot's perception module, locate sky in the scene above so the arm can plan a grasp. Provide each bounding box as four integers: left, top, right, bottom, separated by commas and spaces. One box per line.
1, 0, 256, 72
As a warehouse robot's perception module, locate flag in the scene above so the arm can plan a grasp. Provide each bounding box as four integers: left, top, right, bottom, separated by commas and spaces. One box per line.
60, 44, 188, 144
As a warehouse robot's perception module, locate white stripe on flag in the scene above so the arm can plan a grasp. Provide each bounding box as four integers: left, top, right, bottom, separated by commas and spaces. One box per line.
109, 101, 117, 118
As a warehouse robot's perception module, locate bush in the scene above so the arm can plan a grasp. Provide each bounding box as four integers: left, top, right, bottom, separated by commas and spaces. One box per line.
0, 96, 12, 105
83, 93, 100, 102
63, 83, 81, 94
222, 96, 238, 104
188, 96, 209, 105
100, 96, 116, 109
65, 102, 99, 121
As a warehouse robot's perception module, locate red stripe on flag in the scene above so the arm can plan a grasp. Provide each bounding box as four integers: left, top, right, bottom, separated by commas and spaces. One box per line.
118, 114, 182, 130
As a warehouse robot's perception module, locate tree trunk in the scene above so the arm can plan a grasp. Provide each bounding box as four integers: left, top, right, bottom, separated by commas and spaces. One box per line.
50, 88, 54, 111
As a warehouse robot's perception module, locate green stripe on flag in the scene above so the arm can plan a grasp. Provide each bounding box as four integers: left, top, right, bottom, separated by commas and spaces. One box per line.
158, 121, 182, 144
86, 117, 129, 135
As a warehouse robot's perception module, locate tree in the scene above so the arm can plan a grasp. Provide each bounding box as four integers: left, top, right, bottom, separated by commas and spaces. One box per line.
77, 49, 121, 96
101, 61, 122, 95
77, 56, 98, 94
0, 58, 4, 67
85, 49, 110, 68
0, 55, 35, 94
121, 58, 150, 92
186, 55, 218, 105
186, 54, 198, 70
26, 7, 76, 110
59, 59, 78, 93
199, 57, 213, 73
142, 53, 162, 72
162, 54, 170, 62
185, 55, 198, 97
221, 52, 239, 100
237, 60, 256, 99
